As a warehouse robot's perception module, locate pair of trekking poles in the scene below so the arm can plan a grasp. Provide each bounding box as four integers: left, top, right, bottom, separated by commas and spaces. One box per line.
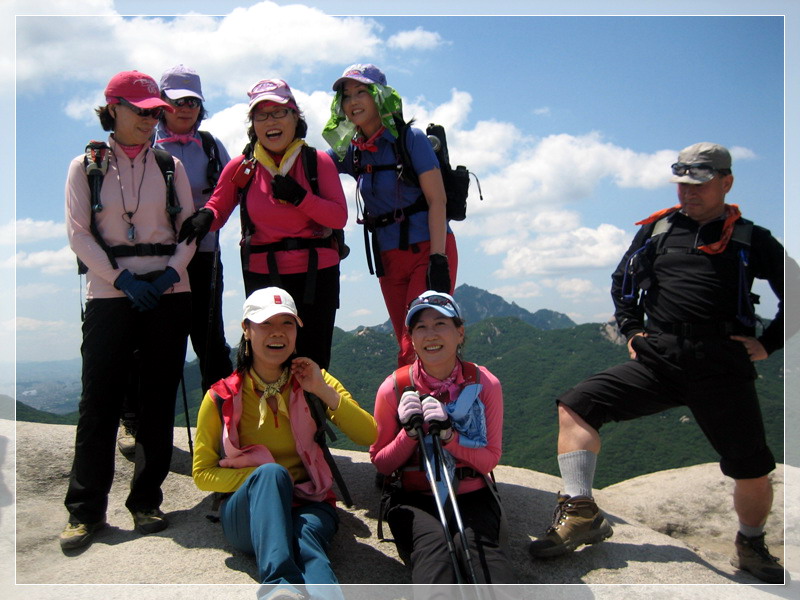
406, 388, 479, 585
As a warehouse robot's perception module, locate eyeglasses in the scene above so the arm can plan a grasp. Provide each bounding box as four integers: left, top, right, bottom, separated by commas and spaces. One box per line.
671, 162, 719, 183
116, 97, 164, 119
252, 107, 291, 122
408, 294, 460, 316
169, 97, 202, 109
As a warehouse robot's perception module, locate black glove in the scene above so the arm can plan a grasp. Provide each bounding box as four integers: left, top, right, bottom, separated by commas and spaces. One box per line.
114, 269, 159, 311
426, 253, 451, 293
178, 208, 214, 245
271, 174, 307, 206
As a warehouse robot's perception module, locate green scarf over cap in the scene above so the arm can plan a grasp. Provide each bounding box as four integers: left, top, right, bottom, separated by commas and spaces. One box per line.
322, 83, 404, 160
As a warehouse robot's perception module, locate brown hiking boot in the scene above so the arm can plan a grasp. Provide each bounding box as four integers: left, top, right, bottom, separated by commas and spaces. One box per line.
117, 419, 137, 458
730, 532, 784, 583
528, 493, 613, 558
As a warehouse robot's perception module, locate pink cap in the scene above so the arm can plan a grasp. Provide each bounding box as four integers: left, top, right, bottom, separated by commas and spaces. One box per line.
247, 79, 298, 111
104, 70, 173, 111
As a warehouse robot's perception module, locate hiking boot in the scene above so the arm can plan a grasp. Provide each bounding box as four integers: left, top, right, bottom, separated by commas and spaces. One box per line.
132, 508, 168, 535
528, 493, 613, 558
59, 520, 106, 550
117, 420, 137, 458
730, 532, 784, 583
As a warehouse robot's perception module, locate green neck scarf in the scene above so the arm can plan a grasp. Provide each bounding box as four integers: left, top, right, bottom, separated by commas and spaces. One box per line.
322, 83, 405, 160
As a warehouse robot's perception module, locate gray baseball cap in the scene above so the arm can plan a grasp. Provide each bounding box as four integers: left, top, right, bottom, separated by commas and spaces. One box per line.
670, 142, 732, 184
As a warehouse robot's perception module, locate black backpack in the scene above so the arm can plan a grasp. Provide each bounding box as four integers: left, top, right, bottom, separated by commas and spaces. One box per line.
78, 141, 180, 275
351, 117, 482, 275
231, 143, 348, 304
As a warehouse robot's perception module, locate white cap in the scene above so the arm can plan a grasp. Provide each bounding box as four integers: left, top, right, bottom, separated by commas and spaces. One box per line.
242, 287, 304, 327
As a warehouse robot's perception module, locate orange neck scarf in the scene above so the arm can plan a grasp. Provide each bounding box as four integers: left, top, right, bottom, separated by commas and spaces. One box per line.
635, 203, 742, 255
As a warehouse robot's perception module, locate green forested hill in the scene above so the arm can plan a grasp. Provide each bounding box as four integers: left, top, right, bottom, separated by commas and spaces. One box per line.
15, 317, 784, 487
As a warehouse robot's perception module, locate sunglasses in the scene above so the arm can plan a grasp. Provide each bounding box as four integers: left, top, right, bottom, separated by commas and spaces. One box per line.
169, 97, 202, 109
671, 162, 720, 183
408, 294, 460, 316
252, 107, 291, 122
116, 97, 165, 119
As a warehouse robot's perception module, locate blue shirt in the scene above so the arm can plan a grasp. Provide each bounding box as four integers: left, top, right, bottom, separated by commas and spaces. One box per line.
330, 126, 448, 252
154, 123, 231, 253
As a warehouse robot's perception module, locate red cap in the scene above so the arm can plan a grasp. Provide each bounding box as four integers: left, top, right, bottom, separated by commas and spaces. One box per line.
104, 70, 173, 111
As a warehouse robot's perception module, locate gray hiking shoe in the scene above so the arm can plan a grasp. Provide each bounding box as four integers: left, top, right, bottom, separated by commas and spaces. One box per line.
528, 493, 613, 558
730, 532, 784, 583
59, 520, 106, 550
117, 420, 136, 457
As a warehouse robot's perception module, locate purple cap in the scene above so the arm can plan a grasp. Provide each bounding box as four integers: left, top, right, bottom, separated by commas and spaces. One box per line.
247, 79, 298, 111
159, 64, 204, 101
332, 63, 387, 91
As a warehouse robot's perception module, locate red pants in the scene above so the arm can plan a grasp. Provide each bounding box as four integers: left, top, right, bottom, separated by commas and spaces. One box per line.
379, 233, 458, 367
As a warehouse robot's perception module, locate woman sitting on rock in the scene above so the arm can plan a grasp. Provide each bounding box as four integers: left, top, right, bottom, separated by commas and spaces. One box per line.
192, 287, 376, 599
370, 291, 515, 584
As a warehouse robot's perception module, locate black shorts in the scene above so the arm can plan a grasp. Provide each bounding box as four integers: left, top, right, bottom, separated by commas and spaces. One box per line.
557, 332, 775, 479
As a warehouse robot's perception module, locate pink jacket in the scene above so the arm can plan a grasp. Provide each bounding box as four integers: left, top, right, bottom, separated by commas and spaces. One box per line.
370, 361, 504, 495
65, 137, 195, 299
210, 371, 334, 504
204, 148, 347, 275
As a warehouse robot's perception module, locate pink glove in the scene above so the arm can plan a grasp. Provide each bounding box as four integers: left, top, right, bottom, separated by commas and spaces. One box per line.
397, 388, 423, 437
422, 396, 453, 441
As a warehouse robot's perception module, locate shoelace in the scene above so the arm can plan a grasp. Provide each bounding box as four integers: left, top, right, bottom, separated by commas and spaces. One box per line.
747, 535, 779, 562
547, 500, 571, 532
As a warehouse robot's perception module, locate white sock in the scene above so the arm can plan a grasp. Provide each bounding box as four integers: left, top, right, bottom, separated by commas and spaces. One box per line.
558, 450, 597, 499
739, 522, 765, 538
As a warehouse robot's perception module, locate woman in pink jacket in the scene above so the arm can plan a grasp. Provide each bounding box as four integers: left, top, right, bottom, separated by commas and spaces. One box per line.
192, 288, 376, 598
60, 70, 196, 550
180, 79, 347, 371
370, 291, 515, 585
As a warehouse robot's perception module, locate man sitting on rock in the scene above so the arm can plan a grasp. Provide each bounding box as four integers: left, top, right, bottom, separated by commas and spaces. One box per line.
528, 142, 797, 584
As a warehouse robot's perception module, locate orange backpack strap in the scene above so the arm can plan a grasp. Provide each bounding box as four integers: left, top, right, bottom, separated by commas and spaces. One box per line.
460, 361, 480, 386
392, 364, 415, 402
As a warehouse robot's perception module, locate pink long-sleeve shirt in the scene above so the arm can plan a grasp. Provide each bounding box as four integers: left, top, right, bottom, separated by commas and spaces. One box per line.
65, 137, 196, 299
370, 361, 504, 495
203, 147, 347, 275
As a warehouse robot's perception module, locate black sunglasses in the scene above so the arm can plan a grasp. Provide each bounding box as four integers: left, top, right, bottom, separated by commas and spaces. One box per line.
408, 294, 459, 315
169, 97, 202, 109
116, 97, 165, 119
671, 162, 719, 182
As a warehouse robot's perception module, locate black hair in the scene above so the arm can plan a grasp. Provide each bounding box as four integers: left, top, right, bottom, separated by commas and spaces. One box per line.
408, 310, 464, 331
246, 107, 308, 147
95, 105, 115, 131
235, 320, 298, 375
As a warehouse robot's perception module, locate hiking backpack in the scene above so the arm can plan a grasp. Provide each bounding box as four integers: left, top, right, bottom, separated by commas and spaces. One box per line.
352, 117, 482, 275
231, 143, 348, 304
78, 141, 180, 275
620, 215, 758, 327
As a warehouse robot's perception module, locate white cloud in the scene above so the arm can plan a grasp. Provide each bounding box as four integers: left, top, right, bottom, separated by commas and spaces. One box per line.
493, 223, 630, 278
14, 316, 70, 332
349, 308, 372, 317
730, 146, 757, 161
490, 281, 542, 299
15, 245, 76, 275
17, 4, 385, 101
533, 107, 551, 116
541, 277, 598, 299
15, 282, 62, 300
10, 219, 66, 245
387, 27, 445, 51
340, 271, 366, 283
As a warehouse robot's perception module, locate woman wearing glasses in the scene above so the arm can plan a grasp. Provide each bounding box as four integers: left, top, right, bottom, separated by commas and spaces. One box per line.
61, 70, 196, 549
180, 79, 346, 370
324, 64, 458, 367
369, 291, 515, 585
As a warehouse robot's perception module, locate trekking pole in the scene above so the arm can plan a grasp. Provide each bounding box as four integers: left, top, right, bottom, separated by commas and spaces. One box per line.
180, 374, 193, 456
431, 432, 479, 585
414, 421, 464, 584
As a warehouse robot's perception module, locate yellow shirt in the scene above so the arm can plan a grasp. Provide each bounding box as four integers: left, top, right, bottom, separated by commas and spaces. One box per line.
192, 370, 377, 494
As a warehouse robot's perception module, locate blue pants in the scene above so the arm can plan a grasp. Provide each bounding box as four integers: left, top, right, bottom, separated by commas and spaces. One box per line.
220, 464, 343, 600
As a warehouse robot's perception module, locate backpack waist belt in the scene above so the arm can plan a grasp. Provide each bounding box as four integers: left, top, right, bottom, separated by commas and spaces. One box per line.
247, 236, 335, 305
646, 319, 751, 338
108, 243, 177, 258
362, 195, 427, 277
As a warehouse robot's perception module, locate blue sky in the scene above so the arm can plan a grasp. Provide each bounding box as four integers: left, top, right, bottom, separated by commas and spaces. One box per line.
5, 1, 797, 370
